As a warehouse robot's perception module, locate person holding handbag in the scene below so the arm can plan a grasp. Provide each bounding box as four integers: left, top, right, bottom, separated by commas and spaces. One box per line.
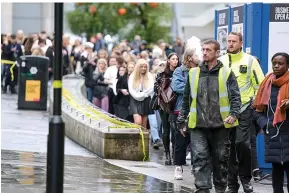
154, 53, 179, 165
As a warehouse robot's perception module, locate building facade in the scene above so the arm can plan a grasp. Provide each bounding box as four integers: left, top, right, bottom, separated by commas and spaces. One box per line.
1, 3, 238, 41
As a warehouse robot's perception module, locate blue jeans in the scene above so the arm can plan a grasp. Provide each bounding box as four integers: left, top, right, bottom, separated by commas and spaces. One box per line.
86, 87, 93, 103
148, 111, 161, 142
154, 110, 162, 138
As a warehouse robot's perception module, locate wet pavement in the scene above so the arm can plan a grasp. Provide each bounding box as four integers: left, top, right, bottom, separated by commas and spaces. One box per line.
1, 149, 193, 193
1, 93, 286, 193
1, 93, 193, 193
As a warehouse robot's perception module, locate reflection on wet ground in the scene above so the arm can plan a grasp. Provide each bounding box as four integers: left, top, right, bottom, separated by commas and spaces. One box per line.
1, 149, 194, 193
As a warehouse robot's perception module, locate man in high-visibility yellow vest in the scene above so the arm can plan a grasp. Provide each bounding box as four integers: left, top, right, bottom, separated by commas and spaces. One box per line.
177, 39, 241, 193
219, 32, 265, 193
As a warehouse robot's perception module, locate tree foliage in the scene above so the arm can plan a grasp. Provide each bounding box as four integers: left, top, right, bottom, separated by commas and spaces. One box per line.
66, 3, 172, 43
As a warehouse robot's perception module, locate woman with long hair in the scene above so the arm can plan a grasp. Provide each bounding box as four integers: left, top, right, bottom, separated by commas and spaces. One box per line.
126, 61, 135, 76
253, 52, 289, 193
23, 36, 34, 55
128, 59, 154, 129
92, 58, 109, 112
114, 65, 131, 120
154, 52, 179, 165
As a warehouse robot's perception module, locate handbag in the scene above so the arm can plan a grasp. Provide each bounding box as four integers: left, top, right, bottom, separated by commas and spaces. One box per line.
158, 78, 177, 113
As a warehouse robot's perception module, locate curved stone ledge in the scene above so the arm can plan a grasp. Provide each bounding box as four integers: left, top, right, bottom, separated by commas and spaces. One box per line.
49, 75, 149, 161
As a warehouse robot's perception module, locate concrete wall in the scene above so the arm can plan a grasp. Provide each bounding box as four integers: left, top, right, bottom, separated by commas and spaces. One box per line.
50, 75, 150, 161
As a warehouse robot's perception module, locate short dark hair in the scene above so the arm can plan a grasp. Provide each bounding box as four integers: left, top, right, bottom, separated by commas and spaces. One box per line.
229, 32, 243, 42
203, 39, 220, 51
116, 56, 125, 65
272, 52, 289, 66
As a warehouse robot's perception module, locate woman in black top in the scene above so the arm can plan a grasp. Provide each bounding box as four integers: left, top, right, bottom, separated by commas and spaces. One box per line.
114, 66, 130, 120
154, 52, 179, 165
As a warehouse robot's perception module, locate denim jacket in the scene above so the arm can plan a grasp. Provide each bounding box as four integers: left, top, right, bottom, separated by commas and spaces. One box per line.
171, 64, 189, 112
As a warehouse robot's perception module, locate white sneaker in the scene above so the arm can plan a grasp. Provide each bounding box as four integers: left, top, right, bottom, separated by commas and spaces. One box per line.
174, 166, 183, 180
186, 152, 191, 160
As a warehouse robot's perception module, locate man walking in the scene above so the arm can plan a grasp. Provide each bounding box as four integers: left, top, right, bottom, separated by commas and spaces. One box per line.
219, 32, 265, 193
177, 39, 241, 193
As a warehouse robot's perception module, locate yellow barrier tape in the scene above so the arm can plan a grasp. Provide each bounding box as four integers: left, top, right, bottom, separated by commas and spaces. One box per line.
1, 60, 17, 81
1, 60, 16, 65
62, 88, 147, 161
10, 62, 16, 81
53, 80, 62, 89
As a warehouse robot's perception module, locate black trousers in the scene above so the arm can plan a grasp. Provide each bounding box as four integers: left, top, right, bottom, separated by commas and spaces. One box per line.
170, 114, 191, 166
160, 110, 172, 152
190, 127, 231, 192
272, 162, 289, 193
228, 106, 253, 187
108, 88, 115, 115
3, 65, 17, 92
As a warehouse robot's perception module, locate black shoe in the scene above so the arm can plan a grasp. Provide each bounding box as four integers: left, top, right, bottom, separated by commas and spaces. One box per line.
165, 151, 172, 165
253, 170, 270, 182
153, 140, 159, 150
242, 182, 254, 193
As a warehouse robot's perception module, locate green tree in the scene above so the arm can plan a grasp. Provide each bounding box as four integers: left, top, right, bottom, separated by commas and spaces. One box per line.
66, 3, 172, 43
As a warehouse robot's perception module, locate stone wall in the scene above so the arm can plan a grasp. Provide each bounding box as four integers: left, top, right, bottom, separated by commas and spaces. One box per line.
49, 75, 149, 161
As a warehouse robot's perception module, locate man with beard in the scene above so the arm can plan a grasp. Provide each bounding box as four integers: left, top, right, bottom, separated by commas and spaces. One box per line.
177, 39, 241, 193
219, 32, 265, 193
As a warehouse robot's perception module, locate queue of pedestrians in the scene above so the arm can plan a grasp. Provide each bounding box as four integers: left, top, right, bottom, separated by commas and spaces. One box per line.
1, 30, 288, 193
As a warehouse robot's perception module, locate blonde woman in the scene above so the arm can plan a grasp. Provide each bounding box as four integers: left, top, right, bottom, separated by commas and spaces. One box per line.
31, 47, 44, 56
127, 61, 135, 76
128, 59, 154, 129
92, 58, 109, 112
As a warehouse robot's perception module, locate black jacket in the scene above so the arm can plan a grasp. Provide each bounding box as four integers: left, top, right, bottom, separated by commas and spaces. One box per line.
177, 60, 241, 129
93, 71, 109, 99
83, 63, 96, 88
253, 85, 289, 164
2, 43, 23, 62
114, 74, 130, 107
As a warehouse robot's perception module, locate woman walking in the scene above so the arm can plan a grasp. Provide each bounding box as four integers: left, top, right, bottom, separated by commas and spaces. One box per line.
253, 52, 289, 193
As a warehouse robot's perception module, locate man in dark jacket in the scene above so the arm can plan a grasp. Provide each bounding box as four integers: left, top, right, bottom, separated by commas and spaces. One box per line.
2, 34, 23, 94
177, 39, 241, 193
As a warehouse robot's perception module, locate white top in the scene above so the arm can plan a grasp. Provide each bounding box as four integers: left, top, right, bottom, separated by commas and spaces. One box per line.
104, 65, 118, 90
128, 72, 154, 101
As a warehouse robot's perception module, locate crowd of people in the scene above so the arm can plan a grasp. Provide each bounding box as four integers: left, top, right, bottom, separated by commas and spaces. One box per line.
1, 30, 288, 193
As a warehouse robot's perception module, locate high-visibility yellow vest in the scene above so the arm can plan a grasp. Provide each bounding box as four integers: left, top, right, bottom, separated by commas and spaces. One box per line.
188, 66, 238, 129
219, 52, 259, 105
